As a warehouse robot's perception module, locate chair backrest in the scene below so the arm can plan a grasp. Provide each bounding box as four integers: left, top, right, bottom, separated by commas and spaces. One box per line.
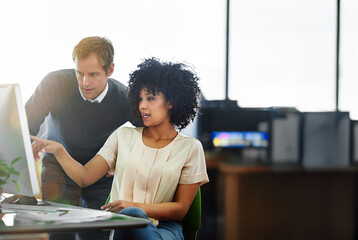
182, 188, 201, 240
105, 187, 202, 240
105, 194, 110, 205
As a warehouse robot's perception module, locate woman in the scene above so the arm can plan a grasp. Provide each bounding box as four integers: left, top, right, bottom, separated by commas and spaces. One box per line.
31, 57, 209, 240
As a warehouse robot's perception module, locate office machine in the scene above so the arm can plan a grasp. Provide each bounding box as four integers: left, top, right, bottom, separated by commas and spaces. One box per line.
270, 108, 301, 164
351, 120, 358, 165
0, 84, 40, 196
301, 111, 351, 167
198, 100, 301, 164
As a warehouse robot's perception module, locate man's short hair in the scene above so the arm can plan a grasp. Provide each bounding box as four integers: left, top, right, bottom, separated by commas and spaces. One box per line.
72, 36, 114, 74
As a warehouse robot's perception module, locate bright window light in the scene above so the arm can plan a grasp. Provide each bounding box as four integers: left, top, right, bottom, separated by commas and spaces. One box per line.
229, 0, 336, 112
0, 0, 226, 102
340, 0, 358, 119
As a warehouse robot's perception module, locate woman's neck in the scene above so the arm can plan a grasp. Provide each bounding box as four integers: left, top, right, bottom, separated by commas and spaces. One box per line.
142, 124, 177, 148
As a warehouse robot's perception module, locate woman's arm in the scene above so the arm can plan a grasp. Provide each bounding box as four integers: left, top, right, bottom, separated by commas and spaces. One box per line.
101, 183, 200, 221
30, 136, 110, 187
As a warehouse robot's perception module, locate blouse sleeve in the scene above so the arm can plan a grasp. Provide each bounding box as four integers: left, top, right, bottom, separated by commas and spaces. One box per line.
97, 128, 121, 171
179, 139, 209, 186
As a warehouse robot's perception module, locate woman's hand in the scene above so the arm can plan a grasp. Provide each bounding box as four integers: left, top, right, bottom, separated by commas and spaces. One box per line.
31, 141, 43, 161
30, 136, 64, 157
100, 183, 200, 221
101, 200, 134, 213
31, 136, 110, 188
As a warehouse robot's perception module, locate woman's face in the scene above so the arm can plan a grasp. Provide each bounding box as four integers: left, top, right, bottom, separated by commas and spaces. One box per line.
139, 88, 172, 127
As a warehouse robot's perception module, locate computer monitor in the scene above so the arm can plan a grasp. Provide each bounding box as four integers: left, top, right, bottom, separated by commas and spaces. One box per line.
0, 84, 40, 196
210, 131, 269, 148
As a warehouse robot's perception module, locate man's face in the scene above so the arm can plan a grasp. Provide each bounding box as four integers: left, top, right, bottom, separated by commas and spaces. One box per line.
75, 53, 114, 100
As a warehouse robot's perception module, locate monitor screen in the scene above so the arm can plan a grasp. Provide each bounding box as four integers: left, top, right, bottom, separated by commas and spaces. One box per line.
211, 131, 269, 148
0, 84, 40, 196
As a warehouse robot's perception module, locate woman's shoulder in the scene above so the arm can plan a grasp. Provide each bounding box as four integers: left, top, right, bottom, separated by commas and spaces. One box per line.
110, 126, 143, 149
176, 133, 203, 149
116, 126, 143, 138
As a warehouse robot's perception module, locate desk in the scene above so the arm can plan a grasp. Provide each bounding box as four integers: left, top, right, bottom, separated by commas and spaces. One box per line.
0, 200, 149, 239
220, 163, 358, 240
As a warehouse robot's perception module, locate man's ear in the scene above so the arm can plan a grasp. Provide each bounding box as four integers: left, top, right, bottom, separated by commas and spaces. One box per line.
107, 63, 115, 77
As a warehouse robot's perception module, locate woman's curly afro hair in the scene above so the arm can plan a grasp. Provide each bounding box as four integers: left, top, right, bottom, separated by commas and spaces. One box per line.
127, 57, 201, 131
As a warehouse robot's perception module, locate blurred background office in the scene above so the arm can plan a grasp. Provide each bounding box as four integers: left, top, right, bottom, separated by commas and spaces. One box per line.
1, 0, 358, 239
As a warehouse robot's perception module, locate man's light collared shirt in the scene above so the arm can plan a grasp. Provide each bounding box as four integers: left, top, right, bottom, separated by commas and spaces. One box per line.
79, 83, 108, 103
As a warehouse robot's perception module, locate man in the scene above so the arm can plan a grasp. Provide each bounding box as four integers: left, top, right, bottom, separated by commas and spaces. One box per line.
26, 36, 139, 240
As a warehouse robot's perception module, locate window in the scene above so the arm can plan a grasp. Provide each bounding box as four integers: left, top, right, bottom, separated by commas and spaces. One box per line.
229, 0, 336, 111
0, 0, 226, 102
340, 0, 358, 119
1, 0, 355, 118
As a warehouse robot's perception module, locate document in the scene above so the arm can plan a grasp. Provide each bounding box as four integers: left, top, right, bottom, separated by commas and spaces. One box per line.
15, 208, 113, 223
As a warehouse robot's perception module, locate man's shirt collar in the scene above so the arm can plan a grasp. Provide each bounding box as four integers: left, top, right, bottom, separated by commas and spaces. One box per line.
79, 82, 108, 103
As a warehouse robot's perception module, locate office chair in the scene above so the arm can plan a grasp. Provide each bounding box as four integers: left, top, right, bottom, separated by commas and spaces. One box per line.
104, 187, 202, 240
182, 187, 201, 240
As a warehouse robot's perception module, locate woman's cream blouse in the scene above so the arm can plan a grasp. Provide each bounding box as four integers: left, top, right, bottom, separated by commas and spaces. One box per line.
98, 127, 209, 204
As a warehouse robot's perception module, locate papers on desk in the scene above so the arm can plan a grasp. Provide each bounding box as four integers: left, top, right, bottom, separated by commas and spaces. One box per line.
14, 208, 113, 223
